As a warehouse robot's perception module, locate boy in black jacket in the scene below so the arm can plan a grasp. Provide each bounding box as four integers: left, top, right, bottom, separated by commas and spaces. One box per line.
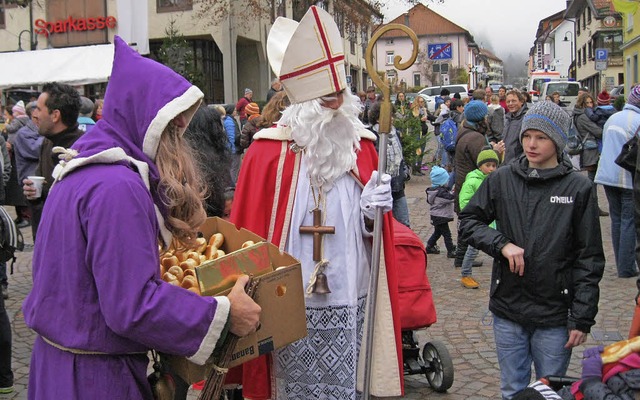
459, 101, 605, 399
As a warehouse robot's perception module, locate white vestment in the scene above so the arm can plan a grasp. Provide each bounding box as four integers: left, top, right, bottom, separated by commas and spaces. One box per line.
274, 156, 371, 399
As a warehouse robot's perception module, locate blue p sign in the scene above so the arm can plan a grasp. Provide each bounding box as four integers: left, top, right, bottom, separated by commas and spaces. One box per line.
596, 48, 608, 61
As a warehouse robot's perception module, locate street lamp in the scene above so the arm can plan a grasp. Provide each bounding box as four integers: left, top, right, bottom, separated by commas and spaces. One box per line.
563, 31, 574, 78
17, 29, 36, 51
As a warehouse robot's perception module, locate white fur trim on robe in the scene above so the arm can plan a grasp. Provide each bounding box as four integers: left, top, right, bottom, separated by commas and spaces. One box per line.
254, 125, 377, 142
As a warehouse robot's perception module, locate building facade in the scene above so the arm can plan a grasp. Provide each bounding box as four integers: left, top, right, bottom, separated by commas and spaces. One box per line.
375, 4, 477, 90
0, 0, 380, 105
614, 0, 640, 95
565, 0, 623, 92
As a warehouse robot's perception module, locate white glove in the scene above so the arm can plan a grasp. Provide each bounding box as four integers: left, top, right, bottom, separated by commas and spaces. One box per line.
360, 171, 393, 220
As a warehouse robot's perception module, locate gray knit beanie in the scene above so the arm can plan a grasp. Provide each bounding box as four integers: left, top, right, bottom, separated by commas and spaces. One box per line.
520, 101, 570, 159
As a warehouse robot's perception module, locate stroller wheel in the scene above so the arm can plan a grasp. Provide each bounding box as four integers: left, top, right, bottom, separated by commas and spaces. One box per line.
422, 340, 454, 392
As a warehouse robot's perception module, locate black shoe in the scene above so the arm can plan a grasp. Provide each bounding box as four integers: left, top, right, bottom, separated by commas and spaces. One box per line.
472, 261, 483, 267
16, 219, 30, 228
446, 245, 457, 258
426, 245, 440, 254
598, 209, 609, 217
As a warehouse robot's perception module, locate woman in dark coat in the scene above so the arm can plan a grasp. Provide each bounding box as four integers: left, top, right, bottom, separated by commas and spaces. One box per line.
573, 92, 607, 216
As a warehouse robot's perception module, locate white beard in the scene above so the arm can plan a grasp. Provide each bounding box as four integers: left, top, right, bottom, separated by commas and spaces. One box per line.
280, 91, 364, 189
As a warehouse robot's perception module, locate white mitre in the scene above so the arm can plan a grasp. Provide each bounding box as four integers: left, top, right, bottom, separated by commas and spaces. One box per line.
267, 6, 348, 104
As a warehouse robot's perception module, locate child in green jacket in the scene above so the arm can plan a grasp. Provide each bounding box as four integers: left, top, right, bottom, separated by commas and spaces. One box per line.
458, 149, 499, 289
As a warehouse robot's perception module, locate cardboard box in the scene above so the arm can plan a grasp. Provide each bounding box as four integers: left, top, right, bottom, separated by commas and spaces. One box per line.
167, 217, 307, 383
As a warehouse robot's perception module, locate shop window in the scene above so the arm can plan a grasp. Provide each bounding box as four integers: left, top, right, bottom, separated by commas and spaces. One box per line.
157, 0, 192, 13
594, 32, 624, 57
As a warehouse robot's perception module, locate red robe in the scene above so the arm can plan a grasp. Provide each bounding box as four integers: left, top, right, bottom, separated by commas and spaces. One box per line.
229, 128, 404, 399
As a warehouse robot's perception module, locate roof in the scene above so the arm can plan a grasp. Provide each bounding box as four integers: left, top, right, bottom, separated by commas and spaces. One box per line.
0, 44, 114, 89
566, 0, 617, 18
478, 48, 502, 62
379, 3, 469, 38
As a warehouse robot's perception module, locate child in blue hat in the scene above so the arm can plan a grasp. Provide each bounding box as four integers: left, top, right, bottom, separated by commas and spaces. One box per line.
425, 165, 456, 257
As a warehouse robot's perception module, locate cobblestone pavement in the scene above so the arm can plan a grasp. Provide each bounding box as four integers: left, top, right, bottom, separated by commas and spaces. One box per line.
1, 171, 635, 399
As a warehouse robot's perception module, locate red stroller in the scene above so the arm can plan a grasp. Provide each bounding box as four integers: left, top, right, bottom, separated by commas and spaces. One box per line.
393, 219, 454, 392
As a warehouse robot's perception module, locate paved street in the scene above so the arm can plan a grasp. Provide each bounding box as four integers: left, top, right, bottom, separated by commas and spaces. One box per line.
1, 171, 636, 399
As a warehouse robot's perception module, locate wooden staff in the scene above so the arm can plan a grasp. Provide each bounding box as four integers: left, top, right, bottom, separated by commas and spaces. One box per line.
362, 23, 418, 399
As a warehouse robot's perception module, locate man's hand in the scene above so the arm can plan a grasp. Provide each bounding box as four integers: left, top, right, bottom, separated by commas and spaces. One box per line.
226, 275, 261, 337
565, 329, 587, 349
501, 243, 525, 276
23, 178, 36, 200
360, 171, 392, 220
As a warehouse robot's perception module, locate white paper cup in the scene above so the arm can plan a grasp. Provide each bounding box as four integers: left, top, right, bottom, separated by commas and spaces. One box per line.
28, 176, 45, 198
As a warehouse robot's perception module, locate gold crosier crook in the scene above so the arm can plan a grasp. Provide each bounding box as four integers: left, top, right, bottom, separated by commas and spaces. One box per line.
362, 23, 418, 400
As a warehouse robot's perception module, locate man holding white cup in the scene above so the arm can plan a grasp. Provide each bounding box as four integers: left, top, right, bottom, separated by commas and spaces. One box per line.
22, 83, 84, 241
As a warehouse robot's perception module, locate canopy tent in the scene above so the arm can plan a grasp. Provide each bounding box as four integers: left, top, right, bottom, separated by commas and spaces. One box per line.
0, 43, 114, 89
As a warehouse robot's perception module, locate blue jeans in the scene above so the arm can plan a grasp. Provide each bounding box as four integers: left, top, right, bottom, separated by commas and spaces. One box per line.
603, 185, 638, 277
461, 246, 478, 277
392, 196, 410, 228
493, 314, 571, 400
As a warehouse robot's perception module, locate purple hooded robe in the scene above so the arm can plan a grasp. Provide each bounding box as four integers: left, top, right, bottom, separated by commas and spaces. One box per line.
22, 36, 229, 399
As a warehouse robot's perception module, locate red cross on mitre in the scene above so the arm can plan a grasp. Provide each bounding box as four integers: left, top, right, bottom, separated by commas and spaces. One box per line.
274, 6, 347, 104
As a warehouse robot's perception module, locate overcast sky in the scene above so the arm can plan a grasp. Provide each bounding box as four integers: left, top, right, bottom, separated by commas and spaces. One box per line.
381, 0, 568, 60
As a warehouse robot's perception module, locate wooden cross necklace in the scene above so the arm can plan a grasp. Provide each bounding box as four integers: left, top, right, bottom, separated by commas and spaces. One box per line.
300, 183, 335, 295
299, 184, 335, 261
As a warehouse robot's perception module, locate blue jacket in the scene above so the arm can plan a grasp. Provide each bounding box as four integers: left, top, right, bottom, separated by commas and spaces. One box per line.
223, 116, 237, 153
594, 103, 640, 190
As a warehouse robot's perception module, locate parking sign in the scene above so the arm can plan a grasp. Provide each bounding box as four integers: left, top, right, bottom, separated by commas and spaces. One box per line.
595, 48, 608, 61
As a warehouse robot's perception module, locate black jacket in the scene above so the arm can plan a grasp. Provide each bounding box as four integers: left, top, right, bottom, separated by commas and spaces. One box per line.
459, 155, 605, 332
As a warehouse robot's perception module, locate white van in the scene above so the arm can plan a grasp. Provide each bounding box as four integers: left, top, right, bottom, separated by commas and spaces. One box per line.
540, 81, 581, 109
527, 70, 561, 101
418, 84, 469, 113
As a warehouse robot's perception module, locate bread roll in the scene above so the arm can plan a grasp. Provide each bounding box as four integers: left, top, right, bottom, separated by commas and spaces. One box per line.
161, 255, 179, 269
212, 249, 225, 259
187, 252, 201, 265
175, 251, 189, 263
241, 240, 255, 249
163, 272, 177, 282
181, 275, 198, 289
195, 237, 207, 253
180, 258, 198, 271
601, 336, 640, 364
204, 245, 217, 260
167, 266, 184, 282
183, 269, 197, 278
208, 233, 224, 248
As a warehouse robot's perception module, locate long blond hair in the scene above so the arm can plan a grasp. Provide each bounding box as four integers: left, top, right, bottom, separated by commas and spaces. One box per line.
156, 120, 207, 248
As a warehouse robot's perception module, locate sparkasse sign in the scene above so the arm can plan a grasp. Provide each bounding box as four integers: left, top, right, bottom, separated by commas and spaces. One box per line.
34, 16, 117, 36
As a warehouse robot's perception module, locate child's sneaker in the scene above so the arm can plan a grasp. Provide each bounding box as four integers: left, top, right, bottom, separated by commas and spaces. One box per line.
0, 386, 14, 394
461, 276, 479, 289
426, 245, 440, 254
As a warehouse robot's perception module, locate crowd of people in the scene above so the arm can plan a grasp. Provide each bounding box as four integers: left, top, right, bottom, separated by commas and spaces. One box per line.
0, 4, 639, 399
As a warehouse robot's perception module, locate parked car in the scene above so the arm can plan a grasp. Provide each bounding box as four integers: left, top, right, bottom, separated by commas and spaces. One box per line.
610, 85, 624, 103
418, 84, 469, 113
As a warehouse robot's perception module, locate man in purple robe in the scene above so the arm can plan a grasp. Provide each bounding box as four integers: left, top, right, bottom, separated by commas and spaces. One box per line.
21, 36, 261, 399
